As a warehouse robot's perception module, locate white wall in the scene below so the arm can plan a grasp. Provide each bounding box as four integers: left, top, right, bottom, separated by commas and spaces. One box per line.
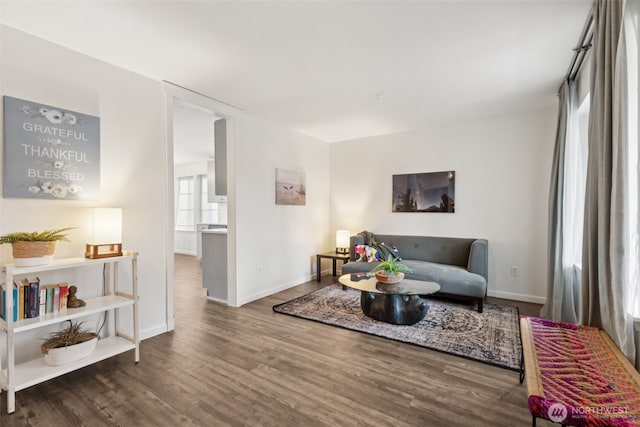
164, 84, 333, 308
233, 114, 331, 305
330, 109, 556, 303
0, 25, 169, 339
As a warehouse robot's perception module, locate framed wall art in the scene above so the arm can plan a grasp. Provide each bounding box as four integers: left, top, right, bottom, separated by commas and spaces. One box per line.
392, 171, 455, 213
275, 168, 306, 205
3, 96, 100, 201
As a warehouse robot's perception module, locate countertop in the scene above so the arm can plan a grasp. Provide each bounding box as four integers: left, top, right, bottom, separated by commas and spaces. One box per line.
202, 229, 228, 235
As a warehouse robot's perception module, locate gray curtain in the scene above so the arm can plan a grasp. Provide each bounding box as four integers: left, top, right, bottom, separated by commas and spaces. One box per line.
541, 80, 580, 323
582, 0, 635, 361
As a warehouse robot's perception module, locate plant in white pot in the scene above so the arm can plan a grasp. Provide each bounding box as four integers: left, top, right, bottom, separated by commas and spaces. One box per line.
41, 320, 98, 366
0, 228, 74, 267
371, 255, 413, 284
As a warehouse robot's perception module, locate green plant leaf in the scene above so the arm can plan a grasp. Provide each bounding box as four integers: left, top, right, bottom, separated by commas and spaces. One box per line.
41, 320, 98, 354
370, 254, 412, 274
0, 227, 75, 244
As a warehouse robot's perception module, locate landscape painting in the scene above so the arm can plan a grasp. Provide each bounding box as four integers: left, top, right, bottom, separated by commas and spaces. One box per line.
392, 171, 455, 213
275, 168, 306, 205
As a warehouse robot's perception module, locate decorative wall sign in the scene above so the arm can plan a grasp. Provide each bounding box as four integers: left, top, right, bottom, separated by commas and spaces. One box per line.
275, 168, 306, 205
3, 96, 100, 200
392, 171, 455, 213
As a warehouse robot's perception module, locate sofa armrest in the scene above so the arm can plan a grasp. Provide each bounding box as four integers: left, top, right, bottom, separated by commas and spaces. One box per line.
349, 235, 365, 261
468, 239, 488, 290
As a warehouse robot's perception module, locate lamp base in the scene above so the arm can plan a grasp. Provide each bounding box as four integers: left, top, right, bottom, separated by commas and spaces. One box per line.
85, 243, 123, 259
336, 247, 349, 254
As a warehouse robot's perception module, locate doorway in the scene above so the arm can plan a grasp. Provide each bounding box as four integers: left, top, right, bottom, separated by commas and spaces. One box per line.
172, 98, 227, 258
163, 83, 236, 331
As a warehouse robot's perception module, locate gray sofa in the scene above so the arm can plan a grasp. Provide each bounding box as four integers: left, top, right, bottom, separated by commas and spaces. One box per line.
341, 234, 488, 312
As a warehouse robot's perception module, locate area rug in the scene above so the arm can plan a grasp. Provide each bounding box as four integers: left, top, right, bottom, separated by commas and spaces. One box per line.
273, 284, 522, 371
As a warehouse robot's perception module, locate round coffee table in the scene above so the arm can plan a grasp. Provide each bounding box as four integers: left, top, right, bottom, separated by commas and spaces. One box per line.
338, 273, 440, 325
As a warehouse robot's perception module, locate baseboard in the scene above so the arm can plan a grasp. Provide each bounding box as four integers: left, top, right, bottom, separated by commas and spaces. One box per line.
237, 275, 313, 306
139, 323, 169, 340
206, 295, 227, 304
487, 289, 546, 304
174, 250, 197, 256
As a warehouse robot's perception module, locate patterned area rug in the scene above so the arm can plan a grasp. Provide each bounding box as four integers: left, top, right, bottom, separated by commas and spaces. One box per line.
273, 284, 522, 371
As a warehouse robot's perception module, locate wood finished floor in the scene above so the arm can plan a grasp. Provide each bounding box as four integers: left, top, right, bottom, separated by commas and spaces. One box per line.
1, 254, 553, 426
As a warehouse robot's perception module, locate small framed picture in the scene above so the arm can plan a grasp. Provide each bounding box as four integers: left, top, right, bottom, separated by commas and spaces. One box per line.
275, 168, 306, 205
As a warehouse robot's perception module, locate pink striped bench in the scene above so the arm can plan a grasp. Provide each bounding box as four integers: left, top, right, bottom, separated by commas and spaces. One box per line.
519, 316, 640, 426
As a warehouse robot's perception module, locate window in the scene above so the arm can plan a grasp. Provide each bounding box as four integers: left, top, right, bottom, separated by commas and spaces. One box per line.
562, 93, 589, 272
200, 174, 219, 224
176, 177, 195, 231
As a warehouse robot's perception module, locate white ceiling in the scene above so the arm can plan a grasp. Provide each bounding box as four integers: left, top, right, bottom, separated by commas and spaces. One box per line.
0, 0, 592, 143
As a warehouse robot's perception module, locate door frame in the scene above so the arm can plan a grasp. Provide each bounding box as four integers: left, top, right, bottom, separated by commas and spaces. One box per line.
162, 82, 238, 330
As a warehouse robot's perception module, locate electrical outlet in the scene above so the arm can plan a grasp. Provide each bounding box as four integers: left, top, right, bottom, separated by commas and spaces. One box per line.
510, 266, 518, 277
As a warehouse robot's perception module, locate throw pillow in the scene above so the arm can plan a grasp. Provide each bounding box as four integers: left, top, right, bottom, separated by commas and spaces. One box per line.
364, 245, 381, 263
386, 242, 403, 260
375, 242, 403, 261
354, 245, 382, 262
354, 245, 367, 262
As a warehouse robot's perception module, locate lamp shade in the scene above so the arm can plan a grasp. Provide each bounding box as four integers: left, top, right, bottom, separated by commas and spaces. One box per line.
86, 208, 123, 259
89, 208, 122, 245
336, 230, 350, 253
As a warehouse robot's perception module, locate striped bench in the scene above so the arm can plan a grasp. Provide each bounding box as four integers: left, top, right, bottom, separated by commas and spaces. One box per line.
519, 316, 640, 426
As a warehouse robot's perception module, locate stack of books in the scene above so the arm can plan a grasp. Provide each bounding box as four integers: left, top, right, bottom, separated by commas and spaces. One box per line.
0, 278, 70, 322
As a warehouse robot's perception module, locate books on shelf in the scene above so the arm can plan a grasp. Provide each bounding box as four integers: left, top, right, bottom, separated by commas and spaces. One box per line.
18, 282, 25, 320
1, 284, 19, 322
27, 278, 40, 319
39, 287, 47, 317
59, 284, 69, 311
1, 280, 72, 322
45, 286, 54, 314
53, 286, 60, 313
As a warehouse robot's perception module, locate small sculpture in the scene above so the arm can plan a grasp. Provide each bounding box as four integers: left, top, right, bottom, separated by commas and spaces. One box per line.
67, 285, 86, 308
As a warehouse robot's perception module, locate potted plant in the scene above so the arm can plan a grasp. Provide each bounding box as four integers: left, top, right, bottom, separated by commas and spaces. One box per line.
371, 255, 413, 284
0, 227, 74, 267
41, 320, 98, 366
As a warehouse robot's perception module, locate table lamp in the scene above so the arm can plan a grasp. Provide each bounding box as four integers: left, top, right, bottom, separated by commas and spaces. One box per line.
336, 230, 350, 254
85, 208, 123, 259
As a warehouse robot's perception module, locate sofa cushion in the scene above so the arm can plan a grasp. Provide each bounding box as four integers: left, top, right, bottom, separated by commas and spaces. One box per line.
401, 260, 487, 298
341, 259, 486, 299
375, 234, 474, 268
342, 261, 377, 275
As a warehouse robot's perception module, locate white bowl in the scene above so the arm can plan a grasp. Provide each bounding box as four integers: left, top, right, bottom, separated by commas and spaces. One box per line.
44, 337, 98, 366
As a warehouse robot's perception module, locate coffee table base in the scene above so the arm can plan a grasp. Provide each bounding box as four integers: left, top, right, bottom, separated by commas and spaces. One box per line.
360, 292, 429, 325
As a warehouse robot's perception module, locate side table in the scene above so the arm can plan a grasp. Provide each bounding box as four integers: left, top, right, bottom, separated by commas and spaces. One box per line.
316, 251, 350, 282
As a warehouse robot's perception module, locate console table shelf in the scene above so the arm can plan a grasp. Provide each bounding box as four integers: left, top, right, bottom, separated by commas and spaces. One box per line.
0, 252, 139, 414
2, 336, 135, 392
2, 295, 133, 334
2, 255, 133, 275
